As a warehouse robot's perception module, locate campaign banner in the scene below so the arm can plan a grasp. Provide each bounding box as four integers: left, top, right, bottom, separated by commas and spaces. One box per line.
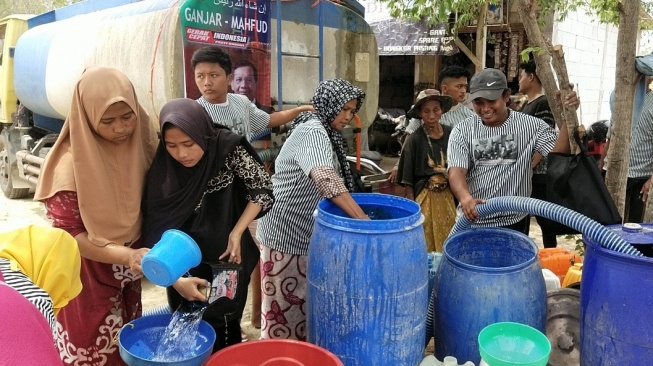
370, 19, 458, 56
181, 0, 272, 111
361, 0, 458, 56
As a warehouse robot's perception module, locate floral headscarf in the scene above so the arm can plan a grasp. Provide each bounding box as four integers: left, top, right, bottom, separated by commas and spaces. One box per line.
288, 79, 365, 191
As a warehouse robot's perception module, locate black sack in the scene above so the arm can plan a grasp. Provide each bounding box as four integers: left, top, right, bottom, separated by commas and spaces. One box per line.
545, 137, 622, 234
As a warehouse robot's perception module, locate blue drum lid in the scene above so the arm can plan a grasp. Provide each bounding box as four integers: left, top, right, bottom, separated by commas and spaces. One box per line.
606, 223, 653, 245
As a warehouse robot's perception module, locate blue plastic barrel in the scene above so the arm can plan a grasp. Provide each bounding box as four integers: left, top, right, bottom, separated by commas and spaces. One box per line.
307, 193, 427, 366
433, 228, 547, 365
581, 223, 653, 365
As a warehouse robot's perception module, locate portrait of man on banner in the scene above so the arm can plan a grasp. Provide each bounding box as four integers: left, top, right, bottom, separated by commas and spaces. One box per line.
180, 0, 272, 112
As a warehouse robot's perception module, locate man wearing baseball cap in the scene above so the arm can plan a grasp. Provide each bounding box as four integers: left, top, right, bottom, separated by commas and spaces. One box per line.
446, 68, 571, 232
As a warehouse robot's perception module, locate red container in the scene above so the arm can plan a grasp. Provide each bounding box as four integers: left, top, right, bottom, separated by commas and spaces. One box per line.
205, 339, 343, 366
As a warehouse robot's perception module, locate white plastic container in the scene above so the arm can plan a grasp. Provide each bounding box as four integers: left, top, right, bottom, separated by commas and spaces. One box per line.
542, 268, 561, 291
420, 355, 476, 366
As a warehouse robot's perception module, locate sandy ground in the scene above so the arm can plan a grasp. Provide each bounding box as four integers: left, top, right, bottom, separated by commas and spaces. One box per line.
0, 156, 577, 345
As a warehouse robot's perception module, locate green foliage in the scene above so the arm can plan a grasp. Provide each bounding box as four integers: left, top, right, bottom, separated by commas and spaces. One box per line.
564, 234, 586, 257
520, 46, 545, 61
377, 0, 638, 35
0, 0, 83, 19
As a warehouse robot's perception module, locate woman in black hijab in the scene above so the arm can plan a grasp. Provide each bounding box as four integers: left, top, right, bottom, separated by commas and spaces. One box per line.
142, 98, 273, 350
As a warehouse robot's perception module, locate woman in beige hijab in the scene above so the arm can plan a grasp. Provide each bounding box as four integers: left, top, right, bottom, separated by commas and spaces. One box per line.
35, 66, 158, 366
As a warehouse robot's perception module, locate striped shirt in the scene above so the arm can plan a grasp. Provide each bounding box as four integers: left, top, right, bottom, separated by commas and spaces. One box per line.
440, 103, 476, 128
405, 103, 475, 134
448, 110, 557, 226
628, 92, 653, 178
256, 119, 341, 256
0, 259, 56, 335
197, 93, 270, 142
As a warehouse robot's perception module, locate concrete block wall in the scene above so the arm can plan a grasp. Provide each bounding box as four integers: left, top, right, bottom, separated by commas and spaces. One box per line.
552, 8, 618, 125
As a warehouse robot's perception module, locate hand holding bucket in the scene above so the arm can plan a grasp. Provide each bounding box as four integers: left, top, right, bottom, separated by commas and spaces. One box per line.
141, 229, 202, 287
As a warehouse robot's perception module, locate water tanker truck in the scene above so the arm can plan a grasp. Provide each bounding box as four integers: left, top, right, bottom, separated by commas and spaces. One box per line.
0, 0, 379, 198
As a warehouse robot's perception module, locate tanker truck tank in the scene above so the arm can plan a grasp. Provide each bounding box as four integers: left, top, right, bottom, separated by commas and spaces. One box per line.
1, 0, 378, 199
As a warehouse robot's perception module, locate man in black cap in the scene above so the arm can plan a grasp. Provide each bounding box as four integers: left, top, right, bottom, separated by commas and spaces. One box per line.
447, 68, 572, 233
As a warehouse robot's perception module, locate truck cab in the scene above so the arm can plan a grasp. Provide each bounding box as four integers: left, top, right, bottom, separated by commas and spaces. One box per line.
0, 15, 36, 198
0, 15, 29, 124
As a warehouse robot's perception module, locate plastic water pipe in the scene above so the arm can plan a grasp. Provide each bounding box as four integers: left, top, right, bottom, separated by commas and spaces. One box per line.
250, 128, 271, 141
450, 196, 642, 257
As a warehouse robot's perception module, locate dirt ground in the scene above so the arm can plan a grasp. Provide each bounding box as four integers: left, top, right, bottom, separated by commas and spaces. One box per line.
0, 155, 578, 346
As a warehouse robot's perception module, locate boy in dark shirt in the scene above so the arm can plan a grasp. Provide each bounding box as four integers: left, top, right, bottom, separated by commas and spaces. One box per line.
518, 60, 558, 247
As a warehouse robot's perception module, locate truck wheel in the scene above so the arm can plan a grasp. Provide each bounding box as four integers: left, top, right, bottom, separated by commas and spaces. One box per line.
0, 136, 30, 199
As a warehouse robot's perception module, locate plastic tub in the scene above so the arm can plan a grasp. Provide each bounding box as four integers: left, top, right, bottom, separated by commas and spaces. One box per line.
546, 288, 580, 366
118, 313, 215, 366
205, 339, 343, 365
478, 322, 551, 366
307, 193, 427, 365
433, 228, 547, 365
581, 223, 653, 365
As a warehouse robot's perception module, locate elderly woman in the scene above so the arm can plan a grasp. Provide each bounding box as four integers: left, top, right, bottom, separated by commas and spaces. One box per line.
256, 79, 369, 340
396, 89, 456, 253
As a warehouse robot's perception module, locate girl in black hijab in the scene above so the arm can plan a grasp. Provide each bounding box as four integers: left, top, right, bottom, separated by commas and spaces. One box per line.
143, 98, 273, 350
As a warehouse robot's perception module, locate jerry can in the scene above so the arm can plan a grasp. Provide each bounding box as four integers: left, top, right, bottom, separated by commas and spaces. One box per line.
537, 248, 582, 283
562, 262, 583, 288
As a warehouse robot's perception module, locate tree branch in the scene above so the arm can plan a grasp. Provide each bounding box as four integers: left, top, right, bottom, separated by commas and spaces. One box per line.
548, 43, 580, 153
516, 0, 580, 152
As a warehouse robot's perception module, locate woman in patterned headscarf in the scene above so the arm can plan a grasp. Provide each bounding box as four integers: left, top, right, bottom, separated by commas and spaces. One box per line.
256, 79, 369, 340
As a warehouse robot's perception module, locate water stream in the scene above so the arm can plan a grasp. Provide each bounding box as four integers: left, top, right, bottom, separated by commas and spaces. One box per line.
150, 305, 207, 361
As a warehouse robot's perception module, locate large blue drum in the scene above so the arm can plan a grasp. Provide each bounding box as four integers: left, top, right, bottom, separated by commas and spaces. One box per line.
581, 223, 653, 365
433, 228, 547, 365
307, 193, 427, 366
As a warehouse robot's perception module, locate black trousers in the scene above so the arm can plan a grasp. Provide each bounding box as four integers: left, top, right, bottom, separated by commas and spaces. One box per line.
531, 175, 558, 248
211, 317, 243, 352
500, 215, 531, 235
624, 177, 649, 223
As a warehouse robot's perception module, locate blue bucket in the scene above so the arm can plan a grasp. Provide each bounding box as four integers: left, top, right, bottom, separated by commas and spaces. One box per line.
433, 228, 547, 365
118, 313, 215, 366
581, 223, 653, 365
142, 230, 202, 287
307, 193, 427, 366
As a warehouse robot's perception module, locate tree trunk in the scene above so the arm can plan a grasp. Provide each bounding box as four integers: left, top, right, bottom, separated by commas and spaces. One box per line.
475, 3, 488, 72
605, 0, 639, 217
515, 0, 580, 151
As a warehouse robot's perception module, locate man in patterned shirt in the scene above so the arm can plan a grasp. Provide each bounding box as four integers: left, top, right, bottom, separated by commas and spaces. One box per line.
192, 46, 314, 142
448, 68, 572, 232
